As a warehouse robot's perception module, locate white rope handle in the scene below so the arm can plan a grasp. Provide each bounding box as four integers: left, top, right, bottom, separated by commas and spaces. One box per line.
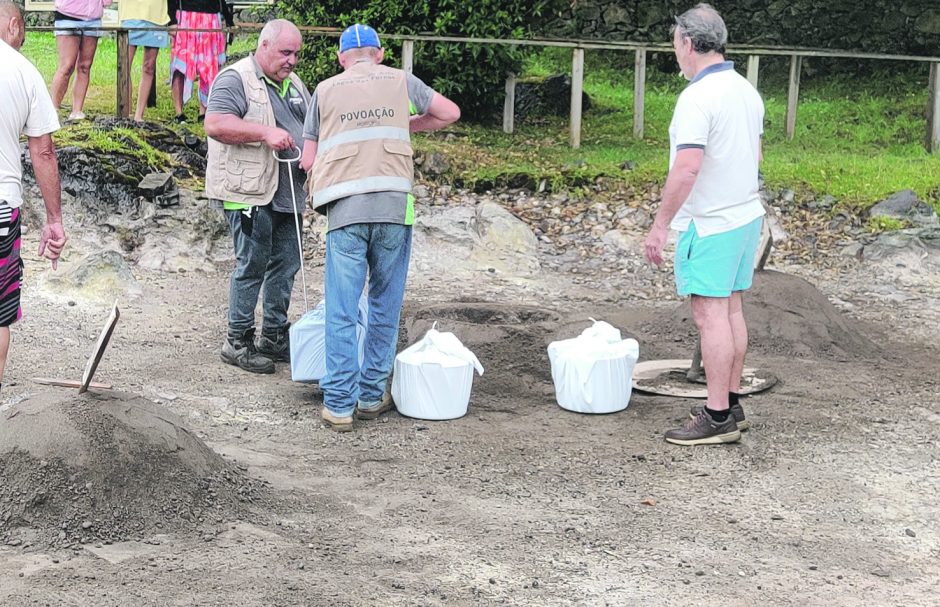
272, 146, 309, 313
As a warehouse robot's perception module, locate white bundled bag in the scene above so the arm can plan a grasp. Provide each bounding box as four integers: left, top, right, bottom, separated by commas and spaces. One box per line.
290, 293, 368, 383
392, 324, 484, 420
547, 319, 640, 414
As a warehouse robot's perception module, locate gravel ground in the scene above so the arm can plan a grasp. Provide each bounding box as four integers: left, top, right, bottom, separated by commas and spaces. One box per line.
1, 184, 938, 606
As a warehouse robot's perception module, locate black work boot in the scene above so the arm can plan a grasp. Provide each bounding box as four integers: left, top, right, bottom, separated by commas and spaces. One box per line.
256, 325, 290, 363
221, 329, 275, 374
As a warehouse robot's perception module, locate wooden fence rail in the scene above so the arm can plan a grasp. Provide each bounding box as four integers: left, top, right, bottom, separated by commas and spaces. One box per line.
28, 25, 940, 152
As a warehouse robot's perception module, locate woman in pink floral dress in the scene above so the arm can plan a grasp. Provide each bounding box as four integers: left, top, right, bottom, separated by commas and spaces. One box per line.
168, 0, 233, 122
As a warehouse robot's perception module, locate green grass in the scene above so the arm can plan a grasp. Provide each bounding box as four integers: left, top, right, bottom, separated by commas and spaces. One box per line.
20, 34, 940, 211
445, 48, 940, 210
21, 32, 258, 123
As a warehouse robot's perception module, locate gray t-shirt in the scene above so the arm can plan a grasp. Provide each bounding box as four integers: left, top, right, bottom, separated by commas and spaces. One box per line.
207, 60, 310, 214
303, 72, 435, 231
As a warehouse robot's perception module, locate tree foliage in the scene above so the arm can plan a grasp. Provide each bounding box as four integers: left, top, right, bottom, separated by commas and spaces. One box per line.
277, 0, 557, 122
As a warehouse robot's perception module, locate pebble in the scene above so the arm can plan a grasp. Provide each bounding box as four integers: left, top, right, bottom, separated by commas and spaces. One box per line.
904, 528, 916, 537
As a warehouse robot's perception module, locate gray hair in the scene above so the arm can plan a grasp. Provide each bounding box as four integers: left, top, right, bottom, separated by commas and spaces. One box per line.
673, 3, 727, 55
0, 1, 23, 22
257, 18, 300, 49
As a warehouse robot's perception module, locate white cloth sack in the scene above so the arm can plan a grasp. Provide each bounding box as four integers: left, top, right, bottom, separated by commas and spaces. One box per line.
547, 319, 640, 414
392, 326, 484, 420
290, 293, 368, 383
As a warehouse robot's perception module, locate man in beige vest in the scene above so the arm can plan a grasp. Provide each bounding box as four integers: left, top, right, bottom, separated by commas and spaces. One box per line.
300, 24, 460, 431
205, 19, 310, 374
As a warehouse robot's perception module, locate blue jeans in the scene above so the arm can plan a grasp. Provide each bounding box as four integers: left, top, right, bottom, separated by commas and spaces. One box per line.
321, 223, 412, 417
225, 205, 302, 339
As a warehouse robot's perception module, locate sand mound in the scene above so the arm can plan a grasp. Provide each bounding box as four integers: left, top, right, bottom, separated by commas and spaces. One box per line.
0, 391, 264, 547
405, 303, 562, 403
642, 270, 879, 360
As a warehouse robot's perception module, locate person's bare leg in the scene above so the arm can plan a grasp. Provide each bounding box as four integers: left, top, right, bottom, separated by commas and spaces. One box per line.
691, 294, 732, 411
728, 290, 748, 394
134, 47, 159, 122
71, 35, 99, 114
126, 44, 138, 116
0, 326, 10, 389
51, 35, 80, 109
171, 71, 185, 116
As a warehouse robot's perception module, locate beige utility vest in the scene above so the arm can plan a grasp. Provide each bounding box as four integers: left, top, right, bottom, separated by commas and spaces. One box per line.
308, 62, 413, 211
205, 56, 307, 206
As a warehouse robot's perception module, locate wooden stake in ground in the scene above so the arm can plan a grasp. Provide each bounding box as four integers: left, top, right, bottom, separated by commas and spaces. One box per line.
79, 302, 120, 394
32, 303, 121, 393
32, 378, 113, 390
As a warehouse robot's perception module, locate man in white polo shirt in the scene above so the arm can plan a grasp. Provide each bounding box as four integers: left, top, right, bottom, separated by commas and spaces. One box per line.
0, 1, 68, 395
644, 3, 764, 446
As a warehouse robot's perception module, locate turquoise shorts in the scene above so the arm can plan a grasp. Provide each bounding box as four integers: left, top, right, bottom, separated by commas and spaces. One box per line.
675, 217, 763, 297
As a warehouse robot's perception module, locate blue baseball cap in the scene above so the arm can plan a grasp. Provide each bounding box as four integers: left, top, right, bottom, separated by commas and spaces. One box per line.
339, 24, 381, 53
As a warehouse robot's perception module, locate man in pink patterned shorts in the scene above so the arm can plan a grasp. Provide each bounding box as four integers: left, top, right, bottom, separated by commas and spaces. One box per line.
0, 1, 69, 394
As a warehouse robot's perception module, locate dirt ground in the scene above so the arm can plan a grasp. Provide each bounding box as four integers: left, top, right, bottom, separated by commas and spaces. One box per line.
1, 205, 939, 607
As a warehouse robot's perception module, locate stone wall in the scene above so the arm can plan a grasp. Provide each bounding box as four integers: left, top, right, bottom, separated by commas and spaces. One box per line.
546, 1, 940, 56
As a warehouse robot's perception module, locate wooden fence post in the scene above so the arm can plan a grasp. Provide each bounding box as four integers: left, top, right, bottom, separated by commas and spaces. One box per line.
402, 39, 414, 74
116, 28, 131, 118
570, 47, 584, 149
785, 54, 802, 140
503, 73, 516, 134
927, 62, 940, 152
746, 54, 760, 89
633, 48, 646, 139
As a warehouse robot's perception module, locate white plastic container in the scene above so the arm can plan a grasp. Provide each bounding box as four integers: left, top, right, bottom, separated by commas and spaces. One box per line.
547, 319, 640, 414
290, 293, 368, 383
392, 326, 484, 420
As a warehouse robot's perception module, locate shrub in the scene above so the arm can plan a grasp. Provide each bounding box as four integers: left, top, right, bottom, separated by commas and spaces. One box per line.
276, 0, 556, 122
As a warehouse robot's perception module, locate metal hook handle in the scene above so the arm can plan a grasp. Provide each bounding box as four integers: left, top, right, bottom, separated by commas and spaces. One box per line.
272, 146, 302, 162
272, 144, 309, 312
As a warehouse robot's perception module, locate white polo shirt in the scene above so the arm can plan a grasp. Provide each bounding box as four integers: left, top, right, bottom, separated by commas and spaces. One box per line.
0, 39, 60, 208
668, 61, 764, 237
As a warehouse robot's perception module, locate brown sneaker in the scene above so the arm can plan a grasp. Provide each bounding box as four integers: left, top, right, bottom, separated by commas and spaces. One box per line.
321, 408, 353, 432
690, 402, 748, 431
355, 392, 395, 420
665, 410, 741, 446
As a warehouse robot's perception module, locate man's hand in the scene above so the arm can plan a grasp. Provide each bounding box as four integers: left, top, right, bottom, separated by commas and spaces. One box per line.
263, 127, 295, 151
300, 139, 318, 173
38, 221, 67, 270
644, 223, 669, 267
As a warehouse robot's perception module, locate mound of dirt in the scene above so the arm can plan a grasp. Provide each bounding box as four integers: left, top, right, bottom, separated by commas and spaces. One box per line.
404, 303, 562, 404
642, 270, 879, 360
0, 391, 264, 547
